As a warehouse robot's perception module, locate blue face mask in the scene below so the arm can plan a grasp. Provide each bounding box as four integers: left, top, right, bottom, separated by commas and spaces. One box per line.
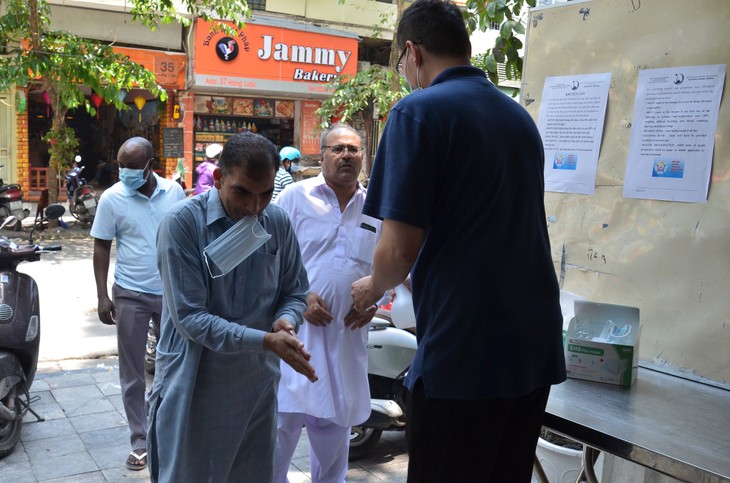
119, 163, 150, 190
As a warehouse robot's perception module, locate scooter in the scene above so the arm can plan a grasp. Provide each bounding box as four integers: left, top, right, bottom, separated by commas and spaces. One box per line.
66, 157, 98, 225
0, 165, 30, 232
349, 307, 418, 460
0, 204, 64, 459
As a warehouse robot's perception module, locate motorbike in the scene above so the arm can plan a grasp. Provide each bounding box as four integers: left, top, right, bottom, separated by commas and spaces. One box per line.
0, 204, 64, 459
66, 159, 98, 225
0, 165, 30, 232
349, 307, 418, 460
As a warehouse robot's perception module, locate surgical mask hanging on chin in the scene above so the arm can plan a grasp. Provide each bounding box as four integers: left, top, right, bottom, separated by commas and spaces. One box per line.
203, 216, 272, 278
119, 167, 148, 190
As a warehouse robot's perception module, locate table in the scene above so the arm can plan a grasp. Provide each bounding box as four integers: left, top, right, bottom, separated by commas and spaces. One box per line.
542, 367, 730, 482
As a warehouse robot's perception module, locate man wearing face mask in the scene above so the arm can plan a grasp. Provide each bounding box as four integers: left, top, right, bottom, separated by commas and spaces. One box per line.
91, 136, 185, 471
351, 1, 566, 481
272, 146, 300, 200
148, 131, 317, 483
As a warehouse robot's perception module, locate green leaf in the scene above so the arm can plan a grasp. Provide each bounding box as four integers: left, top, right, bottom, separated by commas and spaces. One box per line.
493, 47, 506, 63
500, 21, 513, 39
485, 54, 498, 73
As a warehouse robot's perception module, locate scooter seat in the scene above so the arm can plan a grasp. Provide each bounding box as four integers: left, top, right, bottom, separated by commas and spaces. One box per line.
0, 184, 21, 193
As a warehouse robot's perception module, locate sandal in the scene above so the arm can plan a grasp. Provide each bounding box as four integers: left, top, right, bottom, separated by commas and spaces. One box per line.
126, 448, 148, 471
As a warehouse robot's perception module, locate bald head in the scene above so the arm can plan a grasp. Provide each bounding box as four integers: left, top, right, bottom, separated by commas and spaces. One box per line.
118, 137, 153, 169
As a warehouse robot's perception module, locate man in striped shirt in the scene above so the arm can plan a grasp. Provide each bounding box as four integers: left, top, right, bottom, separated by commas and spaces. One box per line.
273, 146, 300, 200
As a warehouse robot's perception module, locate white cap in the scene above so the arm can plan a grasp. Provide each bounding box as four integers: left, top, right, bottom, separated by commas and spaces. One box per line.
205, 143, 223, 159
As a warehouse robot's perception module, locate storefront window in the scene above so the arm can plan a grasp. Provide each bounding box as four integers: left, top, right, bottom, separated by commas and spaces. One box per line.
193, 95, 295, 185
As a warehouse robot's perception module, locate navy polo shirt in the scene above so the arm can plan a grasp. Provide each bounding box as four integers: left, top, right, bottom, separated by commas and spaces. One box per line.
364, 66, 566, 399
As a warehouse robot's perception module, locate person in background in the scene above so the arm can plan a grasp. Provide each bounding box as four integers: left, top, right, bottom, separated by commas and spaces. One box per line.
91, 137, 185, 471
193, 143, 223, 195
148, 132, 318, 483
273, 124, 382, 482
351, 1, 566, 481
273, 146, 301, 200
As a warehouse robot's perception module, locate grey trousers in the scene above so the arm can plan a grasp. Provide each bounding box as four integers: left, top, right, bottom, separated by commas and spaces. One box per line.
112, 283, 162, 451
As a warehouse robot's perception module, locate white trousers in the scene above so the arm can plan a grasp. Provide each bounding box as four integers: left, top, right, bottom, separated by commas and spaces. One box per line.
274, 412, 350, 483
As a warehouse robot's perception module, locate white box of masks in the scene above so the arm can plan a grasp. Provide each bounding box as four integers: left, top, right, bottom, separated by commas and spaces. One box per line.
565, 300, 641, 387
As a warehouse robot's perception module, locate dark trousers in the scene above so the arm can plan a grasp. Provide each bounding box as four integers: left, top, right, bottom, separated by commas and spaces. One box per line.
113, 284, 162, 451
406, 380, 550, 483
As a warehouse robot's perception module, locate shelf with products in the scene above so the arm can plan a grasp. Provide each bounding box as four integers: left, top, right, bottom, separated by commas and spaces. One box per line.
193, 115, 294, 171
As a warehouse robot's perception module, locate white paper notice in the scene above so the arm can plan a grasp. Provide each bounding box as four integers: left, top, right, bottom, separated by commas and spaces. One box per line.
623, 64, 726, 203
537, 73, 612, 195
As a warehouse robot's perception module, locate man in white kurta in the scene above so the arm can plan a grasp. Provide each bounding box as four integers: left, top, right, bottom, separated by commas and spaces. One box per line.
274, 124, 382, 483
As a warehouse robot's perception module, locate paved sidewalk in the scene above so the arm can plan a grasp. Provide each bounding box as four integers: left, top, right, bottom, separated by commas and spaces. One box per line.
0, 358, 408, 482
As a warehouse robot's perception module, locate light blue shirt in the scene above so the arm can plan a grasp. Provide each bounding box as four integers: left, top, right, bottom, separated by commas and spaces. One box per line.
149, 188, 309, 482
90, 174, 185, 294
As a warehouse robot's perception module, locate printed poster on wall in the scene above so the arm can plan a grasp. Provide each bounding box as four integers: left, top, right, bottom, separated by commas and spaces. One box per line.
623, 64, 727, 203
537, 72, 612, 195
301, 100, 322, 156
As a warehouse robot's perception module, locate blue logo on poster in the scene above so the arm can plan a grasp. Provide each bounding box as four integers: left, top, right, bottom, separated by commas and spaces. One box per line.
553, 153, 578, 170
652, 159, 684, 178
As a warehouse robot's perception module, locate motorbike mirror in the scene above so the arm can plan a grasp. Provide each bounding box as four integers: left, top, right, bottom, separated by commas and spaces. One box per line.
44, 203, 66, 221
0, 215, 18, 230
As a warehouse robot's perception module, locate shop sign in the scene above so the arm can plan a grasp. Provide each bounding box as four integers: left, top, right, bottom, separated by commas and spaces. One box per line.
114, 47, 186, 90
194, 19, 358, 96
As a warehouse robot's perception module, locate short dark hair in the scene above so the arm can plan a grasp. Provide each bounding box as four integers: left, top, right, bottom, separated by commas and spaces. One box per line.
219, 132, 279, 181
397, 0, 471, 58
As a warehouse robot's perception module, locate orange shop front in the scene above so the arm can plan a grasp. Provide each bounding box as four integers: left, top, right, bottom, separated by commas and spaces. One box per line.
191, 17, 359, 178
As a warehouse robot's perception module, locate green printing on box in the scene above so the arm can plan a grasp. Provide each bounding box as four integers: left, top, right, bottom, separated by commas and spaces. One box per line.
564, 301, 641, 387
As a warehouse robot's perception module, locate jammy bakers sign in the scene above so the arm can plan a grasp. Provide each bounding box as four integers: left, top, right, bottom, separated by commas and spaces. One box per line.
194, 19, 358, 96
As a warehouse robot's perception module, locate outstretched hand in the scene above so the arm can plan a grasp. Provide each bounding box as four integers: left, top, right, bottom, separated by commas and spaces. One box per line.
344, 304, 377, 330
264, 330, 318, 383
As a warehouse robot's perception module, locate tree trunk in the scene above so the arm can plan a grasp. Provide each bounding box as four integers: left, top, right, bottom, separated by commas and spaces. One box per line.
361, 108, 374, 176
46, 85, 68, 203
390, 0, 405, 92
29, 0, 41, 52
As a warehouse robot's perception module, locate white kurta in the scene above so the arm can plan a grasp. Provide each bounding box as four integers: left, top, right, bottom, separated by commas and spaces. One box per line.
275, 175, 381, 427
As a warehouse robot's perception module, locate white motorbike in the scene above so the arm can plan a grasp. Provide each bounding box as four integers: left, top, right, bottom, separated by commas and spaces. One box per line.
349, 287, 417, 460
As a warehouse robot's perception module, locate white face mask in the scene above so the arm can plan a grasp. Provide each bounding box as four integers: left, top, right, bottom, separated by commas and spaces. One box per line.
203, 216, 272, 278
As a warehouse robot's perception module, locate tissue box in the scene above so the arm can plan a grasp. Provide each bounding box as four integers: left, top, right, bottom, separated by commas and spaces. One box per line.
565, 300, 640, 387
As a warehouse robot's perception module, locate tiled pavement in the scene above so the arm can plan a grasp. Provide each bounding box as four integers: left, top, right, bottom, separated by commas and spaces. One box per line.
0, 358, 408, 483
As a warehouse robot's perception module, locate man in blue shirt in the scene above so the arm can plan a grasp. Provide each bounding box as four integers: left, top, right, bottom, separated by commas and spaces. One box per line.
91, 136, 185, 471
148, 132, 317, 483
352, 1, 566, 481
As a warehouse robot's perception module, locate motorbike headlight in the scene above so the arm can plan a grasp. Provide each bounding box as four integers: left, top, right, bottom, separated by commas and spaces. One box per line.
25, 315, 39, 341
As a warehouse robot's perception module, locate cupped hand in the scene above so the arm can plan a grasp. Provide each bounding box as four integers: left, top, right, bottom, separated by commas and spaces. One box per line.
344, 304, 377, 330
272, 318, 296, 335
264, 331, 318, 383
304, 292, 333, 327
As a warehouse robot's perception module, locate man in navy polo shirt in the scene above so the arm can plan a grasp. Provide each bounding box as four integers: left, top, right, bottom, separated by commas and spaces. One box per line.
351, 1, 566, 481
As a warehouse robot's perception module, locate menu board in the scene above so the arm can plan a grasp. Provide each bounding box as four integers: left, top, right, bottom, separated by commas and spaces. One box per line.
162, 128, 184, 158
195, 95, 294, 119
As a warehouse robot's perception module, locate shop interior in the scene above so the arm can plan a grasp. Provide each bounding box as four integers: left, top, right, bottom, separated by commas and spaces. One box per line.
193, 95, 295, 186
27, 89, 164, 195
